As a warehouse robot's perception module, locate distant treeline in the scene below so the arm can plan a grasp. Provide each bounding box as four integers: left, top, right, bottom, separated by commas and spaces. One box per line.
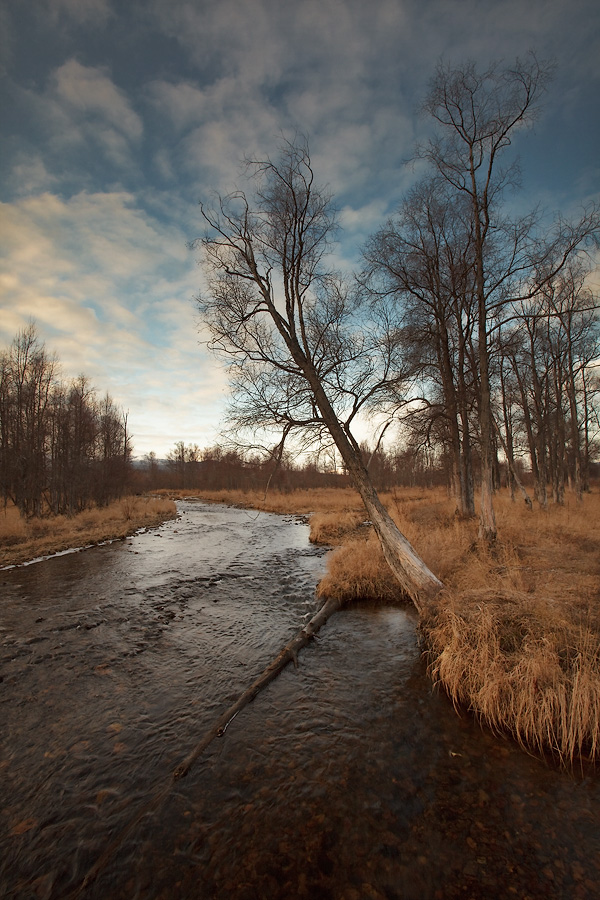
3, 320, 597, 521
135, 438, 533, 495
0, 325, 131, 517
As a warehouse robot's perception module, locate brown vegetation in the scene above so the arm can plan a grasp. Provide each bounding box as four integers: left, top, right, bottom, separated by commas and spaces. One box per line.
0, 496, 177, 568
184, 484, 600, 765
4, 483, 598, 763
156, 487, 363, 518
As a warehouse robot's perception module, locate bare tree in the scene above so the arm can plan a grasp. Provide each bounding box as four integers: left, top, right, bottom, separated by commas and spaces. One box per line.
418, 55, 555, 540
363, 177, 478, 517
419, 55, 600, 537
503, 260, 599, 503
0, 325, 132, 516
0, 324, 57, 516
195, 139, 442, 611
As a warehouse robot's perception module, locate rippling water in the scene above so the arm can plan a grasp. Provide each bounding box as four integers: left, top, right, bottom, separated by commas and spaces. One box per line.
1, 500, 599, 899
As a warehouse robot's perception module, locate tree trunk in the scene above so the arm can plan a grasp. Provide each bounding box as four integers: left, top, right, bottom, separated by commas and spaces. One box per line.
438, 322, 474, 518
307, 374, 443, 613
493, 417, 533, 509
565, 354, 582, 500
471, 186, 496, 542
581, 370, 591, 493
457, 368, 475, 517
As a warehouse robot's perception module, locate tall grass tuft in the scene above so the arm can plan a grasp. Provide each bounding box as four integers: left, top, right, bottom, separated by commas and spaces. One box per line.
424, 593, 600, 763
317, 534, 405, 603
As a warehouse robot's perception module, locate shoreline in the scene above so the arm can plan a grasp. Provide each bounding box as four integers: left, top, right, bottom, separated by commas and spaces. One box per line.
0, 495, 178, 569
163, 487, 600, 766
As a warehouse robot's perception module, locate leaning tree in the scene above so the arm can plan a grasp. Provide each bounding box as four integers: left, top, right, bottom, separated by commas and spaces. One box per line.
194, 140, 442, 612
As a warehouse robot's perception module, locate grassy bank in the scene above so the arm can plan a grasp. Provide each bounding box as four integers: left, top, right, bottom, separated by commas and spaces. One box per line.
4, 485, 598, 763
176, 485, 600, 765
0, 495, 177, 568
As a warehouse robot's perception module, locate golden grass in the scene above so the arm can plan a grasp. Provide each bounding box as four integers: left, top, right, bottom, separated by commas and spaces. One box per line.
316, 534, 405, 603
424, 592, 600, 764
309, 509, 365, 544
184, 483, 600, 764
0, 496, 177, 568
159, 486, 365, 518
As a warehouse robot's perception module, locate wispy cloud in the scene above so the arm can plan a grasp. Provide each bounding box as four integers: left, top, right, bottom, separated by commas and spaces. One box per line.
0, 189, 226, 456
1, 0, 597, 456
53, 60, 143, 142
44, 0, 113, 27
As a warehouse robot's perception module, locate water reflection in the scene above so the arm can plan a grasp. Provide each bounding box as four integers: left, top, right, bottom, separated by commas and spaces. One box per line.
1, 501, 599, 899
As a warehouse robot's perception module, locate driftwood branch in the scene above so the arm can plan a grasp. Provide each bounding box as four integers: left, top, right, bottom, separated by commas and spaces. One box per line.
66, 594, 344, 898
174, 593, 343, 777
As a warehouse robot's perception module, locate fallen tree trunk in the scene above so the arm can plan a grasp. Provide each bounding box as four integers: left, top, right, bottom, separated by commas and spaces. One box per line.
174, 593, 343, 777
68, 593, 344, 897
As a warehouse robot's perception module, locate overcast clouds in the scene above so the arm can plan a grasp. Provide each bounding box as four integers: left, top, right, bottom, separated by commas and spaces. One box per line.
1, 0, 598, 457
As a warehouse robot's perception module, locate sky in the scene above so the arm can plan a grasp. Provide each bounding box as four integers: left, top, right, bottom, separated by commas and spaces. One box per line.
1, 0, 599, 458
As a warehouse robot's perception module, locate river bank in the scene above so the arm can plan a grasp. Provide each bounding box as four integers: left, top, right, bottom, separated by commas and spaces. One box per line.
164, 486, 600, 766
0, 495, 177, 569
2, 485, 599, 764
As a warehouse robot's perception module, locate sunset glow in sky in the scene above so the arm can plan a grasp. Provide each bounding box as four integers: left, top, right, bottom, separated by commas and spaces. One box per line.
1, 0, 598, 457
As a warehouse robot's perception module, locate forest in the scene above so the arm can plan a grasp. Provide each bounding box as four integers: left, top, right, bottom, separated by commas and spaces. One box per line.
0, 323, 131, 518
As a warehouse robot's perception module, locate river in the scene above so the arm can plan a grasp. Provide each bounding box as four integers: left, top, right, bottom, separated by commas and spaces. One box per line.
1, 500, 599, 899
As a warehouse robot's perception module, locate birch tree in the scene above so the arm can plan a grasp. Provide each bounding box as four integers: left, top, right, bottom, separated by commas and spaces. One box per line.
195, 140, 443, 611
418, 55, 553, 540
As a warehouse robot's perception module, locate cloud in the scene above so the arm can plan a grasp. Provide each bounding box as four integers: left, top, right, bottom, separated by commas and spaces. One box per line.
142, 2, 420, 209
44, 0, 113, 27
8, 155, 59, 196
2, 60, 144, 188
53, 59, 143, 142
140, 0, 599, 219
148, 73, 281, 194
0, 189, 227, 457
148, 80, 208, 135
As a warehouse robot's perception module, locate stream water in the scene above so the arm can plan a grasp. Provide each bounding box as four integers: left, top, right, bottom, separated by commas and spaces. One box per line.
1, 500, 599, 899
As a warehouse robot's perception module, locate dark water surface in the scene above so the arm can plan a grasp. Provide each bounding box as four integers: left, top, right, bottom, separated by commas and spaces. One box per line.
1, 501, 599, 899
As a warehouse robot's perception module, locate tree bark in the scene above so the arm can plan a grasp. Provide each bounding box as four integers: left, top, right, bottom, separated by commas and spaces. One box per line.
493, 417, 533, 509
305, 374, 443, 613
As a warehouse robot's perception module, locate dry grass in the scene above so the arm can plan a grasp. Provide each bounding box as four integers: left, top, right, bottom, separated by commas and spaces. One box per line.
160, 486, 366, 518
186, 483, 600, 764
316, 534, 405, 603
417, 490, 600, 765
309, 509, 366, 544
424, 591, 600, 764
0, 496, 177, 568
